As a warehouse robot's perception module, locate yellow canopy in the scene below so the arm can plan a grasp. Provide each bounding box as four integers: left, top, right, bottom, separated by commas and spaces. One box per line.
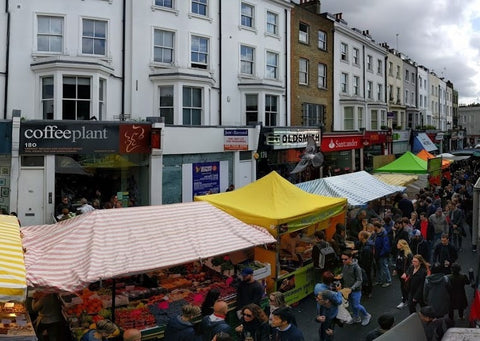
373, 173, 419, 187
195, 171, 347, 235
0, 215, 26, 302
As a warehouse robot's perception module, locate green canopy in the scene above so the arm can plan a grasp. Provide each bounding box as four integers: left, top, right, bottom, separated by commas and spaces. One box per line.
374, 151, 428, 174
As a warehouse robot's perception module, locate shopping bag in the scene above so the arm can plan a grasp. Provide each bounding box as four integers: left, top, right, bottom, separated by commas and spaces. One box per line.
336, 299, 352, 323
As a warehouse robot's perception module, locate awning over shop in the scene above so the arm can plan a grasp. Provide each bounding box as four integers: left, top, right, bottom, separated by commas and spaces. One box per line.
21, 202, 276, 292
438, 152, 471, 161
196, 171, 347, 234
413, 133, 438, 153
374, 151, 428, 174
373, 173, 419, 187
0, 215, 27, 302
296, 171, 405, 207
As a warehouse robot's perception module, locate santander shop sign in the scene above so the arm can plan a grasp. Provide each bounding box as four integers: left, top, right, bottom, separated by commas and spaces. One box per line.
321, 135, 362, 152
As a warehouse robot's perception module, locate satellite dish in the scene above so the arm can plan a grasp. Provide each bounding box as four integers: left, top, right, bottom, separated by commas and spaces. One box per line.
290, 136, 324, 174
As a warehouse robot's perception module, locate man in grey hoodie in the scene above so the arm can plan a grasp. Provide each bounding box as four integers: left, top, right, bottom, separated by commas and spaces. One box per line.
339, 250, 372, 326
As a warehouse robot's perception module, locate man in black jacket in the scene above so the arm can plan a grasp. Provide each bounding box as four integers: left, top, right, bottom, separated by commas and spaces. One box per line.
432, 234, 458, 274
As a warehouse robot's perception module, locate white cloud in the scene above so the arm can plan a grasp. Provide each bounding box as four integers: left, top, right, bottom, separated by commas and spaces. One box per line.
318, 0, 480, 104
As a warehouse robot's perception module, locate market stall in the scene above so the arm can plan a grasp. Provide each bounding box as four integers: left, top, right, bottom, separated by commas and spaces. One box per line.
0, 215, 37, 340
296, 171, 405, 207
196, 171, 347, 304
374, 151, 428, 174
21, 202, 276, 339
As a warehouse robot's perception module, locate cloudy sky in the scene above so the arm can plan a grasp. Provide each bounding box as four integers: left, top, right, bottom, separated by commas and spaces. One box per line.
318, 0, 480, 105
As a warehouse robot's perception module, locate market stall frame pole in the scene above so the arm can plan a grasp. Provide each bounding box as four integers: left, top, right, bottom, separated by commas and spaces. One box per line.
111, 278, 116, 323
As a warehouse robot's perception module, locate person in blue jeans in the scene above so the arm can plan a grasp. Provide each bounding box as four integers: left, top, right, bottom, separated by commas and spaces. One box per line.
374, 223, 392, 287
338, 250, 372, 326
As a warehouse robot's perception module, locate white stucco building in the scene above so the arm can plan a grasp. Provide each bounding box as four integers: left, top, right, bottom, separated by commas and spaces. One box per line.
331, 15, 387, 131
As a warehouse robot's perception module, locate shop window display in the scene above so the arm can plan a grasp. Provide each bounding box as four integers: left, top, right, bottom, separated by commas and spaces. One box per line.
54, 153, 149, 212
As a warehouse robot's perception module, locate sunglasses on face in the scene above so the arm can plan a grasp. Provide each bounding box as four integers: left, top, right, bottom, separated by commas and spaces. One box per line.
243, 313, 253, 318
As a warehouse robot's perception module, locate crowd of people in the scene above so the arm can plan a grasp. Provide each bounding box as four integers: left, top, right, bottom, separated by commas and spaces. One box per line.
310, 157, 478, 340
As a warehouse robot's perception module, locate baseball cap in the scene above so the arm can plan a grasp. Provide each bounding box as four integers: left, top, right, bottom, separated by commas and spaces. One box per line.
413, 229, 421, 236
241, 267, 254, 276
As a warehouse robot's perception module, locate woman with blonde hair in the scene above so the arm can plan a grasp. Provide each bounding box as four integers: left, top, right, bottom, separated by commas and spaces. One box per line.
405, 254, 429, 314
395, 239, 413, 309
265, 291, 296, 326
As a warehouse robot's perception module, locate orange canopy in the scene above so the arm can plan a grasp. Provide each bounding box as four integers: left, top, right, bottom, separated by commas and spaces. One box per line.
416, 149, 451, 169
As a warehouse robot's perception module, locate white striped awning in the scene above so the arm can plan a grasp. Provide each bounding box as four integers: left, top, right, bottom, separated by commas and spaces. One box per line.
297, 171, 405, 207
0, 215, 26, 302
21, 202, 276, 292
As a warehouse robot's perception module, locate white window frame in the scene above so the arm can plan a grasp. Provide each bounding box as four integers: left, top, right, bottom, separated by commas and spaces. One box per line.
377, 84, 383, 101
353, 48, 359, 65
153, 29, 174, 64
159, 85, 174, 124
358, 107, 364, 129
266, 51, 279, 79
265, 94, 278, 126
155, 0, 174, 8
367, 55, 372, 71
302, 103, 324, 126
317, 63, 326, 88
317, 30, 326, 50
81, 18, 107, 57
241, 2, 255, 28
353, 76, 360, 96
341, 73, 348, 93
377, 59, 383, 74
191, 0, 207, 16
341, 43, 348, 62
182, 86, 202, 125
371, 109, 378, 130
299, 22, 309, 44
98, 78, 106, 120
266, 11, 278, 35
62, 76, 92, 120
344, 106, 354, 130
245, 94, 258, 125
37, 15, 64, 53
299, 58, 308, 85
41, 76, 54, 119
367, 81, 373, 99
191, 35, 209, 69
240, 45, 255, 75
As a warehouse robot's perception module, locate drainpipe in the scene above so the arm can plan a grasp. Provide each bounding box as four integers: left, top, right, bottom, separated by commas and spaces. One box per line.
284, 9, 288, 125
121, 0, 126, 121
219, 1, 222, 124
3, 0, 10, 119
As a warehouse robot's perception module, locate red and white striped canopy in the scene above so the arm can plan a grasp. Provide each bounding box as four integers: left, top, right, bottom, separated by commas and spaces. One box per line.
21, 202, 275, 292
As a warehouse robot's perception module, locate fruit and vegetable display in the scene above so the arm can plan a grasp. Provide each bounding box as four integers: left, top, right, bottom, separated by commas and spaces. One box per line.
60, 259, 270, 340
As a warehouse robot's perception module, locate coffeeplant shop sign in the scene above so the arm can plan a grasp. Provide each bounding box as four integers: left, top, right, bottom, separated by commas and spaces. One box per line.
19, 121, 151, 154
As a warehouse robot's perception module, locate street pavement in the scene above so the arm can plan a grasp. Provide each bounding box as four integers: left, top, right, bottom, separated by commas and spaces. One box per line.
291, 233, 480, 340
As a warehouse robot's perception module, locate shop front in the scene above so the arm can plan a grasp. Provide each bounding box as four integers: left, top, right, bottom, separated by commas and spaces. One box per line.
320, 132, 363, 175
0, 121, 12, 214
362, 130, 391, 172
256, 127, 322, 184
11, 120, 155, 225
391, 129, 411, 155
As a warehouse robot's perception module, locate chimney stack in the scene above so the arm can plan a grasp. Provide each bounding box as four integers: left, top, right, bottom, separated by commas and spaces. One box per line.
334, 12, 343, 21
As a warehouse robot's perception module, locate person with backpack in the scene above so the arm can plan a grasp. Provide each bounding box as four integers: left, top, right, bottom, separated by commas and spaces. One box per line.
312, 231, 337, 283
356, 231, 374, 298
338, 250, 372, 326
424, 263, 452, 318
373, 223, 392, 288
